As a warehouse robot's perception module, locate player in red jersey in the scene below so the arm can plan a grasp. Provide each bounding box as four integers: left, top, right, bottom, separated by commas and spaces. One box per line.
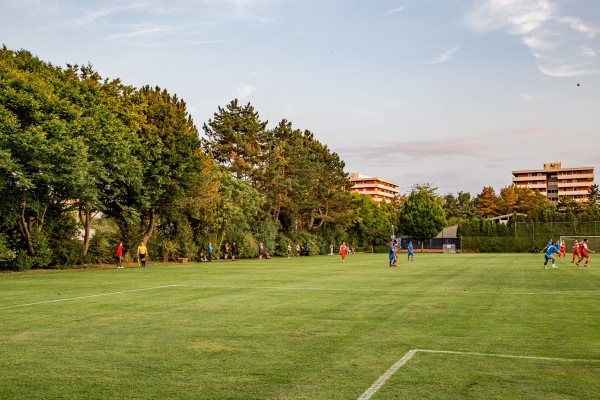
576, 238, 595, 267
558, 239, 566, 259
571, 239, 579, 263
339, 242, 348, 263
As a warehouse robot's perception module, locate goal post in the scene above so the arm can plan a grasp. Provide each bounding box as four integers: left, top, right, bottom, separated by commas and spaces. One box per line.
559, 236, 600, 252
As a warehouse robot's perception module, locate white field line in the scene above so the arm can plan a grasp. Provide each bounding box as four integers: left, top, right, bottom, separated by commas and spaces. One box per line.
416, 349, 600, 363
0, 285, 182, 310
357, 349, 418, 400
184, 284, 598, 296
358, 349, 600, 400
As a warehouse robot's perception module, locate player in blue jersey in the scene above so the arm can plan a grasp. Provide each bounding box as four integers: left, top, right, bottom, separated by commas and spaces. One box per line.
407, 241, 414, 261
389, 240, 398, 267
543, 242, 560, 269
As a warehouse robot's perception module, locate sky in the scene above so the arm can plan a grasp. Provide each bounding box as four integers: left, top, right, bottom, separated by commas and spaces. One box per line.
1, 0, 599, 196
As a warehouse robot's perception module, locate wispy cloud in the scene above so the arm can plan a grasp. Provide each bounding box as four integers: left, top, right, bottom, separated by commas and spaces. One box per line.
385, 7, 405, 16
340, 138, 484, 161
202, 0, 280, 23
70, 2, 150, 28
424, 46, 459, 64
521, 93, 557, 102
465, 0, 600, 77
234, 84, 257, 100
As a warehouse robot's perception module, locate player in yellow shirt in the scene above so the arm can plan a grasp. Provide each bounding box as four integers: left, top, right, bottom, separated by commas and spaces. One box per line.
137, 241, 148, 268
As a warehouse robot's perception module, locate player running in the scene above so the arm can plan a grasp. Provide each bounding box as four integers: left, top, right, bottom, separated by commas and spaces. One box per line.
543, 242, 560, 269
389, 240, 398, 267
339, 241, 348, 263
576, 238, 595, 267
571, 239, 580, 263
558, 239, 566, 259
407, 241, 414, 261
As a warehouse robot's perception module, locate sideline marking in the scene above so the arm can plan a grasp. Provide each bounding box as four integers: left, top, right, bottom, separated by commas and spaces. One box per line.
0, 285, 182, 310
357, 349, 600, 400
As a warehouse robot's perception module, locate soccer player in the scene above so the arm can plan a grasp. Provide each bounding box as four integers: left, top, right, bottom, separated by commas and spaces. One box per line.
576, 238, 595, 267
559, 239, 566, 259
389, 240, 398, 267
339, 241, 348, 263
407, 241, 414, 261
543, 242, 560, 269
542, 239, 553, 253
571, 239, 579, 263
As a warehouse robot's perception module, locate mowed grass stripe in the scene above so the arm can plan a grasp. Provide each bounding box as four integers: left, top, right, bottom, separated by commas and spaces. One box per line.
1, 253, 599, 399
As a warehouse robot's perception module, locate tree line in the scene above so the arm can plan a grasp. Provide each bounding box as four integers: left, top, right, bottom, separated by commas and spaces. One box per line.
1, 47, 598, 269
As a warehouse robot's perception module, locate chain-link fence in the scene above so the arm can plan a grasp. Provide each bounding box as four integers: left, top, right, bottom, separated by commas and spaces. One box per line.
462, 221, 600, 253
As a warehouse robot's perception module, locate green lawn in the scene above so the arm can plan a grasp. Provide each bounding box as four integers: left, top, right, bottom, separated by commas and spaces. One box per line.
1, 253, 599, 399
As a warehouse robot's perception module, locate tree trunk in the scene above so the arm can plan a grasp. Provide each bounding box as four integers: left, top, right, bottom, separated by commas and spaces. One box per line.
18, 214, 36, 257
79, 206, 92, 257
141, 207, 156, 244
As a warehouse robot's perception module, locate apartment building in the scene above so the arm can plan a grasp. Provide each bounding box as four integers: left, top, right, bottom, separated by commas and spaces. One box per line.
348, 173, 400, 203
512, 162, 595, 203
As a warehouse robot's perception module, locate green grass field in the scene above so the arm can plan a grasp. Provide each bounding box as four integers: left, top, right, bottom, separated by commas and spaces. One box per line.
1, 253, 599, 399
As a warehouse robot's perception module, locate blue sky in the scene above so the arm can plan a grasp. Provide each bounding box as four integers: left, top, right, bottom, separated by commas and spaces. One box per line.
1, 0, 599, 196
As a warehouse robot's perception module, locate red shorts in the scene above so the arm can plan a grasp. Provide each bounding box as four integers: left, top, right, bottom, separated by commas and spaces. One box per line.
581, 251, 589, 258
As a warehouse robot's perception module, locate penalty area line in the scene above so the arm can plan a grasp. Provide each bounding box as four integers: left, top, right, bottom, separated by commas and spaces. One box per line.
0, 285, 183, 310
357, 349, 600, 400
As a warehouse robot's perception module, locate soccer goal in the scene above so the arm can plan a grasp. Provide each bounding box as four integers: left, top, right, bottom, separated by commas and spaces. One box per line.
559, 236, 600, 252
442, 244, 456, 254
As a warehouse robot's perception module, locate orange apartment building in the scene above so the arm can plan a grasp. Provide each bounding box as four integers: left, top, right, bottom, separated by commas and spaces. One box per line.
348, 173, 400, 203
512, 162, 595, 203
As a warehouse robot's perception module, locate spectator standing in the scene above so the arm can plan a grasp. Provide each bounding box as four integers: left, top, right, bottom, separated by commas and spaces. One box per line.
115, 241, 124, 269
231, 242, 237, 261
224, 242, 230, 260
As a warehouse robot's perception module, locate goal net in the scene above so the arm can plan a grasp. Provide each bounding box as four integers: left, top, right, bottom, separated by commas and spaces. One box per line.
559, 236, 600, 252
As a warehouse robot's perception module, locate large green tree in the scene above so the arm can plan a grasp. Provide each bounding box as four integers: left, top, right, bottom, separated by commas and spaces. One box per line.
0, 48, 90, 263
399, 186, 446, 250
61, 64, 144, 256
202, 99, 267, 183
126, 85, 208, 247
